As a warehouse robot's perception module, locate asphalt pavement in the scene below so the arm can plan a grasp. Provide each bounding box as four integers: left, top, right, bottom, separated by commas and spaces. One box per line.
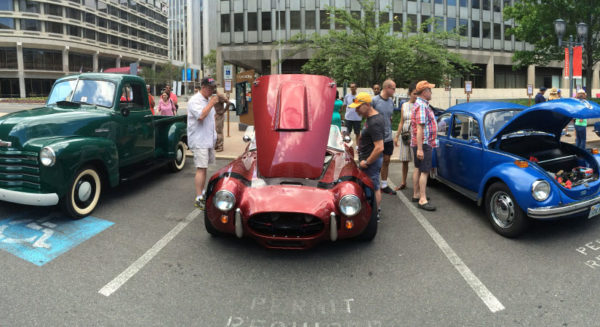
3, 101, 600, 325
2, 158, 600, 325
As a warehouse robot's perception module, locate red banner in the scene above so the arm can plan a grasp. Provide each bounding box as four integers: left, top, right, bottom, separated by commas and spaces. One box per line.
564, 47, 583, 79
564, 48, 569, 78
573, 46, 582, 79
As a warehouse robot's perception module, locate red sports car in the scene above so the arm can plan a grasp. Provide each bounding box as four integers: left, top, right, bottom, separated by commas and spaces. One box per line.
204, 74, 377, 249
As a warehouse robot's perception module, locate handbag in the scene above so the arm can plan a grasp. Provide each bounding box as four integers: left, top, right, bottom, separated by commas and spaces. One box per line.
401, 131, 411, 145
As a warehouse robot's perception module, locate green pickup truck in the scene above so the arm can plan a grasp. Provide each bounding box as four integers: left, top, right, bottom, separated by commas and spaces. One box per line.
0, 73, 187, 218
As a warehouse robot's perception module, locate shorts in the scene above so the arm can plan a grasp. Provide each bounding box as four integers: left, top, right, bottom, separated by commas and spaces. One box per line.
346, 120, 362, 135
361, 155, 383, 190
412, 144, 433, 173
383, 140, 394, 156
192, 148, 215, 168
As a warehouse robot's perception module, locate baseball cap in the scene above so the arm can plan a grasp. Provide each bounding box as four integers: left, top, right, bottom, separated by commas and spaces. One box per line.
577, 89, 586, 94
416, 80, 435, 93
201, 77, 216, 87
348, 92, 372, 108
540, 86, 547, 91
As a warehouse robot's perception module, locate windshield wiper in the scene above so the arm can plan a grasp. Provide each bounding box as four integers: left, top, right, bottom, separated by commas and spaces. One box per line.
55, 100, 81, 107
76, 101, 96, 107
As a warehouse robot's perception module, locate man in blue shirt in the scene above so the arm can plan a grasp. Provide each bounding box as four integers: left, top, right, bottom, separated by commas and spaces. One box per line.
534, 86, 547, 104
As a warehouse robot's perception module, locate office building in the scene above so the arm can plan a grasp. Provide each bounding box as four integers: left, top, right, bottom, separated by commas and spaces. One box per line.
0, 0, 169, 98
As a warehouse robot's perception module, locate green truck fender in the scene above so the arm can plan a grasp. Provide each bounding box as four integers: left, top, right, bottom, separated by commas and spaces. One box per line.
167, 121, 187, 157
29, 137, 120, 197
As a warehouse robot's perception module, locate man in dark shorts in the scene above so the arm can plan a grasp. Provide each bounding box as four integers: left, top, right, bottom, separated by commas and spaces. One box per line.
349, 92, 385, 215
411, 81, 438, 211
342, 83, 361, 143
371, 79, 397, 195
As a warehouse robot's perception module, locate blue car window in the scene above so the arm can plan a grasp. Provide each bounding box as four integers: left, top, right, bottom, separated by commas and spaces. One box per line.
484, 110, 522, 139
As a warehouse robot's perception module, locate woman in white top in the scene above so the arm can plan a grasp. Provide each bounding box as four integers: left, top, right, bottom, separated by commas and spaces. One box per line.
394, 83, 417, 190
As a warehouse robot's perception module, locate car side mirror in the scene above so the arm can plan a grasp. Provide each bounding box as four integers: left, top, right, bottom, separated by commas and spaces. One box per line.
119, 102, 131, 117
469, 136, 481, 144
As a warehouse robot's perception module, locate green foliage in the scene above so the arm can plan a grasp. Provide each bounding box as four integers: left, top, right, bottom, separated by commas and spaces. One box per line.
504, 0, 600, 96
203, 50, 217, 76
140, 63, 182, 88
287, 0, 473, 87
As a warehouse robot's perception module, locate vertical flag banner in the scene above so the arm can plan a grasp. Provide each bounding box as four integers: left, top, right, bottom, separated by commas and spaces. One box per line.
564, 48, 569, 79
573, 46, 582, 79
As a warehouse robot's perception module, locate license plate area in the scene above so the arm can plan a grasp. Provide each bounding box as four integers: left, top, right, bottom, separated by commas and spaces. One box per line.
588, 203, 600, 219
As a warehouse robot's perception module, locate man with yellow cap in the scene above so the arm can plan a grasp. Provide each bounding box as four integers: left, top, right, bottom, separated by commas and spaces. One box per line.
349, 92, 385, 216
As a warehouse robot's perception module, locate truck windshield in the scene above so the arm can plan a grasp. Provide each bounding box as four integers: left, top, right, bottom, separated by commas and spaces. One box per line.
47, 79, 116, 108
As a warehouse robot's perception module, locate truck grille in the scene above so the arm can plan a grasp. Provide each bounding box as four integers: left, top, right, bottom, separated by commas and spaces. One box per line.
0, 150, 41, 189
248, 212, 324, 237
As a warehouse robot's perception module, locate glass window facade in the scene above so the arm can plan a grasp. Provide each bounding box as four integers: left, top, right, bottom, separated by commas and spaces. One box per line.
46, 21, 63, 34
21, 19, 41, 31
247, 12, 257, 31
0, 47, 17, 69
69, 53, 93, 72
0, 17, 14, 29
290, 11, 300, 30
0, 0, 13, 10
23, 48, 62, 70
19, 0, 39, 13
221, 14, 230, 32
305, 10, 315, 30
320, 10, 329, 29
261, 11, 271, 30
234, 13, 243, 32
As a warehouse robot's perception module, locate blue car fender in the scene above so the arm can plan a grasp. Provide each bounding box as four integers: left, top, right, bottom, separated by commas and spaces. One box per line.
479, 162, 562, 211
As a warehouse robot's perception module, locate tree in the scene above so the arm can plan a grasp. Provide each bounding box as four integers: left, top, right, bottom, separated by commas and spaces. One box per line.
203, 50, 217, 77
140, 63, 182, 90
504, 0, 600, 97
287, 0, 473, 87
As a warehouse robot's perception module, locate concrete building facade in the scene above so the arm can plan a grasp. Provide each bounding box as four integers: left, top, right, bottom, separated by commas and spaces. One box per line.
0, 0, 169, 98
212, 0, 600, 92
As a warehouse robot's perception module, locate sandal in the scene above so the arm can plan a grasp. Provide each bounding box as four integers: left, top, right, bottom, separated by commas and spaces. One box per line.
395, 183, 406, 191
417, 202, 436, 211
411, 196, 430, 202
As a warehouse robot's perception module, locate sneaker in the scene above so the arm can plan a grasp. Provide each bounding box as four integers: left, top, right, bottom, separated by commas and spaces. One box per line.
194, 196, 205, 210
417, 202, 436, 211
381, 186, 397, 195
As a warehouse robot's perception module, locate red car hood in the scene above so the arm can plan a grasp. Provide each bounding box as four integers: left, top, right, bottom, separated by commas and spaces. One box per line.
253, 74, 336, 179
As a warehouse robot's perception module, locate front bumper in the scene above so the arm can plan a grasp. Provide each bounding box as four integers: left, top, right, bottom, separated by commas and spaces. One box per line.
527, 195, 600, 219
0, 188, 59, 206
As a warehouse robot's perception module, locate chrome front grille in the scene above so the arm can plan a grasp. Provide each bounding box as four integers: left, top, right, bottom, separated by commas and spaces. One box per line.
0, 150, 41, 189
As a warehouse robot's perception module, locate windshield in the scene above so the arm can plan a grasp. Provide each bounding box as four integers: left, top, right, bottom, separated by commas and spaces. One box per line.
47, 79, 116, 108
483, 109, 523, 139
327, 125, 345, 151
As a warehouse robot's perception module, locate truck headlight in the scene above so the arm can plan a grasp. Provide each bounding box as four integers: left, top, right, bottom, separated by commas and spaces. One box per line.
40, 147, 56, 167
532, 180, 550, 201
339, 194, 361, 216
213, 190, 235, 212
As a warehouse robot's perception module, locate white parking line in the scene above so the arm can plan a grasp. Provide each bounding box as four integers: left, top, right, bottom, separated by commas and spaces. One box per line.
388, 181, 505, 313
99, 209, 201, 297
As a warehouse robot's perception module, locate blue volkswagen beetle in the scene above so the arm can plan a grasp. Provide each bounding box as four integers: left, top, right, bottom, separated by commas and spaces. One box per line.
433, 99, 600, 237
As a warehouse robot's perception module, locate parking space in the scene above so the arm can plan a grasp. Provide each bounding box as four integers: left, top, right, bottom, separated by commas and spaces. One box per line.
2, 159, 600, 325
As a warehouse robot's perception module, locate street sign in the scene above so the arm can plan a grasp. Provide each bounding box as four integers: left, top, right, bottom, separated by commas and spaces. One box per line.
224, 64, 233, 80
527, 84, 533, 96
224, 79, 232, 92
464, 81, 473, 94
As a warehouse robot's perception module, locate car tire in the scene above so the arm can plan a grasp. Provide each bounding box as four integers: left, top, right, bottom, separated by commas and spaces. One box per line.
357, 205, 378, 241
168, 141, 186, 172
61, 165, 102, 219
484, 182, 529, 238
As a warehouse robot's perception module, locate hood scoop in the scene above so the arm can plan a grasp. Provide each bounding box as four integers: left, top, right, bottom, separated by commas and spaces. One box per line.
253, 75, 336, 179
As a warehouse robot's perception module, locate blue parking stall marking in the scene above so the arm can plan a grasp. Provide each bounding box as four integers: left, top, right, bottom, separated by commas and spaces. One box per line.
0, 214, 114, 266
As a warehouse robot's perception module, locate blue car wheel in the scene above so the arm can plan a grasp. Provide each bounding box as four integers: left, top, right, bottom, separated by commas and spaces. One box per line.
484, 182, 529, 238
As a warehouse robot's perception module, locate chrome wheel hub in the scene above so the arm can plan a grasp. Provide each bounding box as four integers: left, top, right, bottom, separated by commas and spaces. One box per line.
78, 181, 92, 202
491, 192, 514, 228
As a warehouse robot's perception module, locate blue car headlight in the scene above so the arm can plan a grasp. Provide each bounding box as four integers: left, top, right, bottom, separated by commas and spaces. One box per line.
531, 180, 550, 201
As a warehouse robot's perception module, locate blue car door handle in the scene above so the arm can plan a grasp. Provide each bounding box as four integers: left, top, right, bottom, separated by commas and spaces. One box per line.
445, 143, 453, 147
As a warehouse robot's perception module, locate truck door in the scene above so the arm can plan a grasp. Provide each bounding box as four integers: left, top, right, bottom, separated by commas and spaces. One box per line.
117, 82, 155, 166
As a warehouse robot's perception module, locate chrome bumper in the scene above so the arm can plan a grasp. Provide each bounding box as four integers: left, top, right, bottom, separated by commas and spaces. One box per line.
0, 188, 59, 206
527, 195, 600, 219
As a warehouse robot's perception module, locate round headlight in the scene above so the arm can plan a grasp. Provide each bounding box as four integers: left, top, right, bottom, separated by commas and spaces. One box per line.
213, 190, 235, 212
532, 180, 550, 201
339, 194, 361, 216
40, 147, 56, 167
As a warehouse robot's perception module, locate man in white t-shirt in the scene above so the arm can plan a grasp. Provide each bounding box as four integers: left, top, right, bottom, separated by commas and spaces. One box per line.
187, 77, 219, 209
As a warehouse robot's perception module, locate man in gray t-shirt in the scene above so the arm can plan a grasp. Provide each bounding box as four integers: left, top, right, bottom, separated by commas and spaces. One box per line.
370, 79, 397, 195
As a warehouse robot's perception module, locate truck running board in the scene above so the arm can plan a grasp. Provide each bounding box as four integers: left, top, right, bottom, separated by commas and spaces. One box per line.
120, 159, 171, 182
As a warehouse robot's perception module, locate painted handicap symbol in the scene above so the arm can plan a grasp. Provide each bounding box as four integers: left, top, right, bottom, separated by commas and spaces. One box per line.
0, 213, 113, 266
0, 218, 57, 249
